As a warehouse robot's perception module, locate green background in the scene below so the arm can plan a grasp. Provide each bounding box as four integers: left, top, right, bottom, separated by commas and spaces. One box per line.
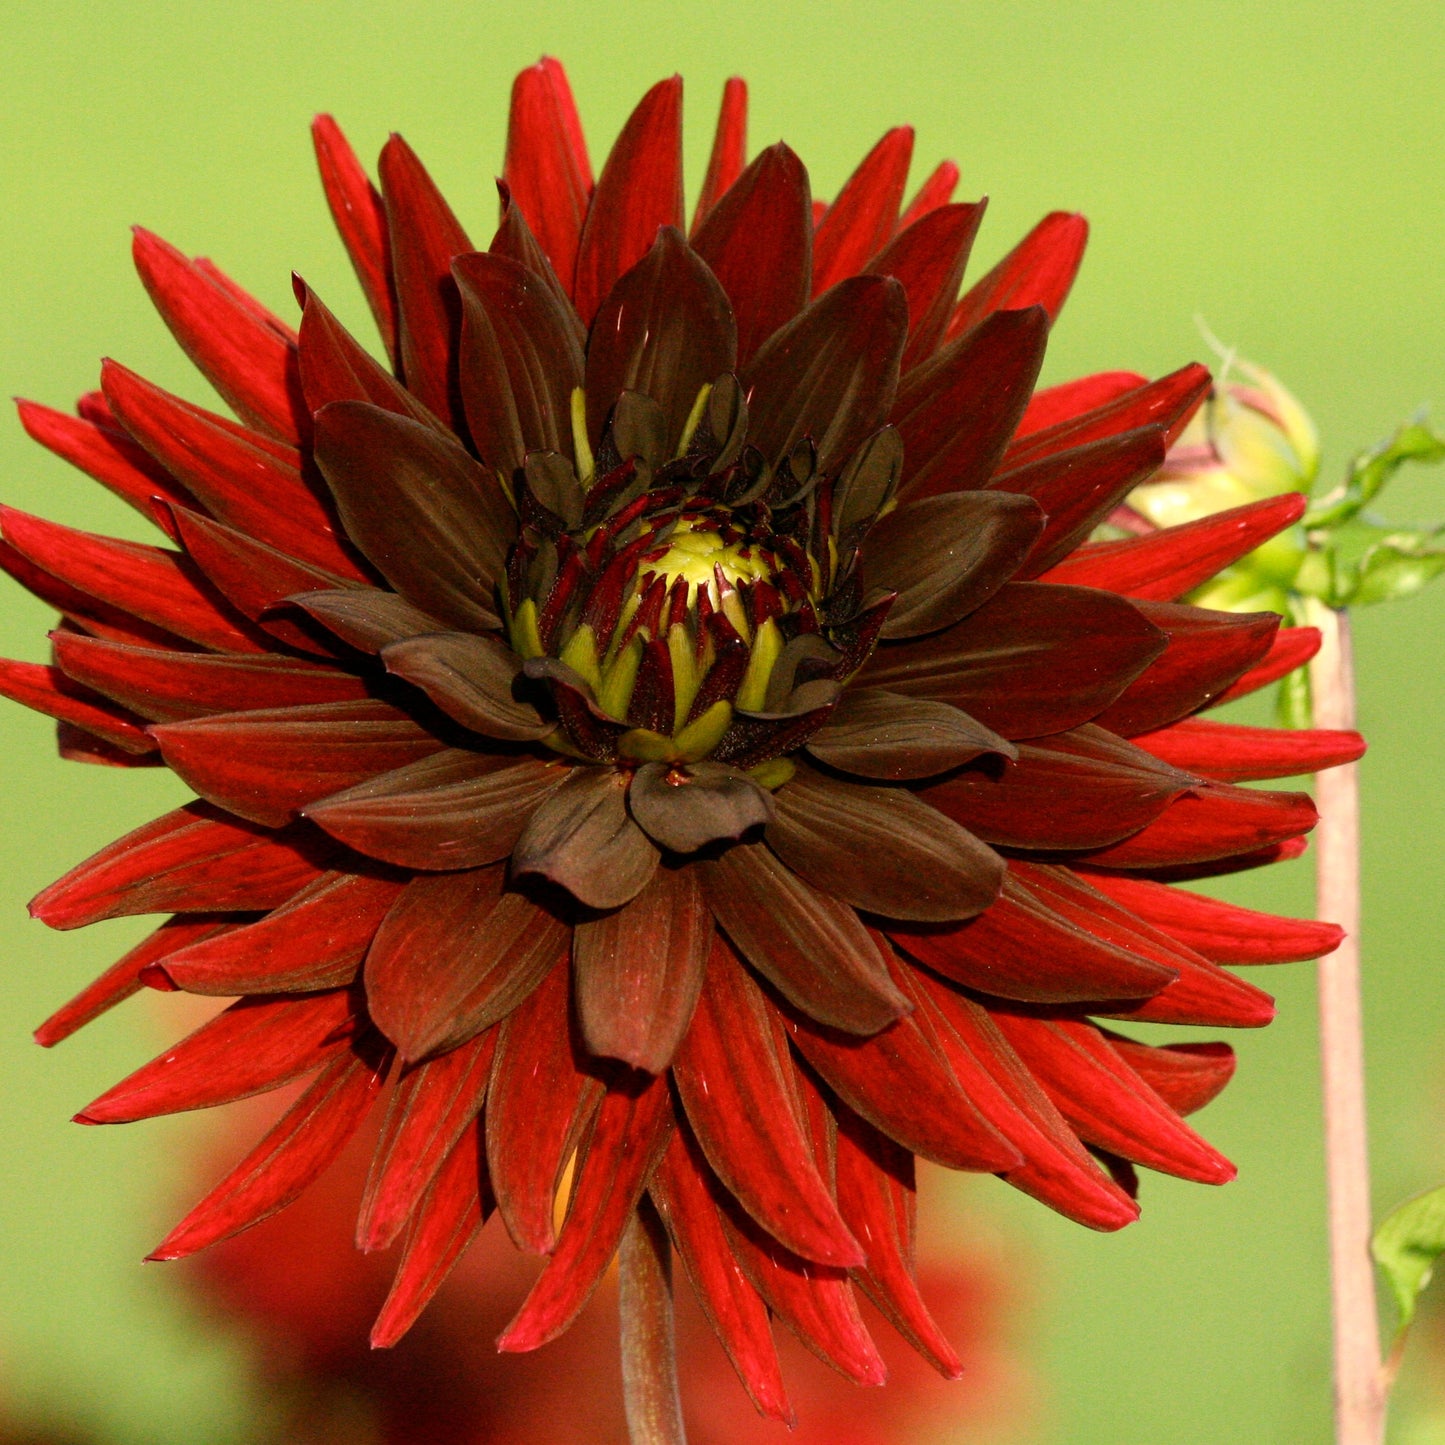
3, 1, 1444, 1440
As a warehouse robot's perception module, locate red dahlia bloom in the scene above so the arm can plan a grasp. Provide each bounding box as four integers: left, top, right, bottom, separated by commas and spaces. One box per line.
4, 59, 1365, 1418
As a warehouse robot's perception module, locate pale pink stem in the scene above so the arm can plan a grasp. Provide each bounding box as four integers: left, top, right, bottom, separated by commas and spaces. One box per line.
1310, 604, 1386, 1445
619, 1199, 687, 1445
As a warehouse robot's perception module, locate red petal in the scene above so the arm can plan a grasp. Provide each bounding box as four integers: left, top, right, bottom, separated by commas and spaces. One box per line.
1103, 1033, 1236, 1116
1135, 717, 1365, 782
311, 115, 398, 365
152, 700, 444, 828
497, 1074, 674, 1351
30, 803, 330, 930
131, 229, 305, 444
486, 959, 603, 1255
1085, 871, 1344, 965
0, 658, 153, 753
1213, 625, 1321, 705
572, 77, 684, 326
35, 915, 235, 1047
77, 988, 360, 1123
1093, 949, 1277, 1028
1095, 602, 1279, 736
149, 1050, 382, 1259
651, 1129, 793, 1423
371, 1121, 494, 1348
1017, 371, 1147, 437
16, 398, 191, 518
691, 77, 749, 233
692, 144, 812, 368
160, 871, 402, 994
0, 505, 268, 654
504, 58, 593, 294
378, 135, 472, 426
947, 212, 1087, 340
357, 1027, 498, 1251
811, 127, 914, 297
673, 936, 864, 1267
101, 361, 365, 577
990, 1013, 1235, 1184
1039, 493, 1307, 601
892, 307, 1048, 502
365, 870, 565, 1062
898, 160, 960, 228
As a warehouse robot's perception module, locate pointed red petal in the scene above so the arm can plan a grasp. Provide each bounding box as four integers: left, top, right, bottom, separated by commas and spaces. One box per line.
572, 77, 684, 326
692, 77, 749, 233
1135, 717, 1365, 782
1103, 1033, 1237, 1116
1092, 948, 1277, 1028
497, 1074, 674, 1351
132, 229, 305, 443
0, 658, 153, 753
149, 1049, 383, 1259
1018, 371, 1148, 436
898, 160, 960, 228
812, 127, 914, 296
1213, 625, 1321, 705
947, 212, 1088, 339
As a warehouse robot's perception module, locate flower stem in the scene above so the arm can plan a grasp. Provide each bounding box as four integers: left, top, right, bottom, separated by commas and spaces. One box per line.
1309, 604, 1386, 1445
619, 1198, 687, 1445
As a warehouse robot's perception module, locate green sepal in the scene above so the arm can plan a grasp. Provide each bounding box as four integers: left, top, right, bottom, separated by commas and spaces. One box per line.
617, 728, 676, 763
559, 624, 602, 691
509, 598, 545, 660
1373, 1184, 1445, 1336
596, 635, 643, 721
674, 701, 732, 762
748, 757, 796, 790
735, 617, 781, 713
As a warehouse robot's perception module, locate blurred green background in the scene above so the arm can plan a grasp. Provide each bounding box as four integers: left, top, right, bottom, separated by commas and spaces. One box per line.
2, 1, 1444, 1441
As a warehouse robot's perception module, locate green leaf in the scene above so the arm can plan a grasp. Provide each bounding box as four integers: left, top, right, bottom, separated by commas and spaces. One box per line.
1349, 532, 1445, 607
1304, 418, 1445, 531
1372, 1185, 1445, 1332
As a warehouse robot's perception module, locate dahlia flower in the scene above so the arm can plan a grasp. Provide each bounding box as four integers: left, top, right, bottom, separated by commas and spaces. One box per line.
4, 59, 1366, 1419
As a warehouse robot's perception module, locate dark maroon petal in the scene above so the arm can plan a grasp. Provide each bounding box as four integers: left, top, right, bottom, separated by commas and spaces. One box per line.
1214, 626, 1320, 707
925, 724, 1193, 851
651, 1129, 793, 1424
867, 490, 1044, 638
160, 871, 403, 995
869, 201, 987, 370
768, 764, 1002, 923
453, 251, 585, 479
287, 586, 446, 653
806, 688, 1014, 780
0, 505, 268, 655
378, 134, 472, 426
503, 59, 593, 291
497, 1074, 674, 1351
312, 401, 513, 631
52, 632, 367, 723
16, 397, 191, 519
149, 1050, 382, 1259
990, 426, 1167, 577
1079, 782, 1317, 869
1085, 871, 1343, 965
1002, 363, 1211, 469
672, 934, 864, 1267
0, 658, 153, 753
691, 77, 749, 233
1134, 717, 1365, 783
811, 127, 913, 297
858, 582, 1166, 739
1039, 493, 1307, 601
573, 76, 684, 326
1095, 602, 1279, 737
311, 115, 397, 365
131, 228, 306, 445
356, 1027, 498, 1250
35, 916, 235, 1047
380, 631, 550, 741
305, 750, 564, 871
295, 282, 439, 426
1018, 371, 1148, 437
487, 958, 603, 1254
703, 843, 909, 1034
101, 360, 362, 578
152, 700, 443, 828
1103, 1033, 1236, 1116
742, 275, 907, 475
990, 1013, 1234, 1184
628, 760, 774, 854
370, 1120, 493, 1348
946, 212, 1088, 339
573, 864, 710, 1072
891, 308, 1049, 504
490, 185, 583, 330
584, 229, 737, 457
889, 858, 1181, 1004
512, 766, 659, 909
692, 144, 812, 367
77, 989, 360, 1123
366, 868, 564, 1061
30, 802, 330, 929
